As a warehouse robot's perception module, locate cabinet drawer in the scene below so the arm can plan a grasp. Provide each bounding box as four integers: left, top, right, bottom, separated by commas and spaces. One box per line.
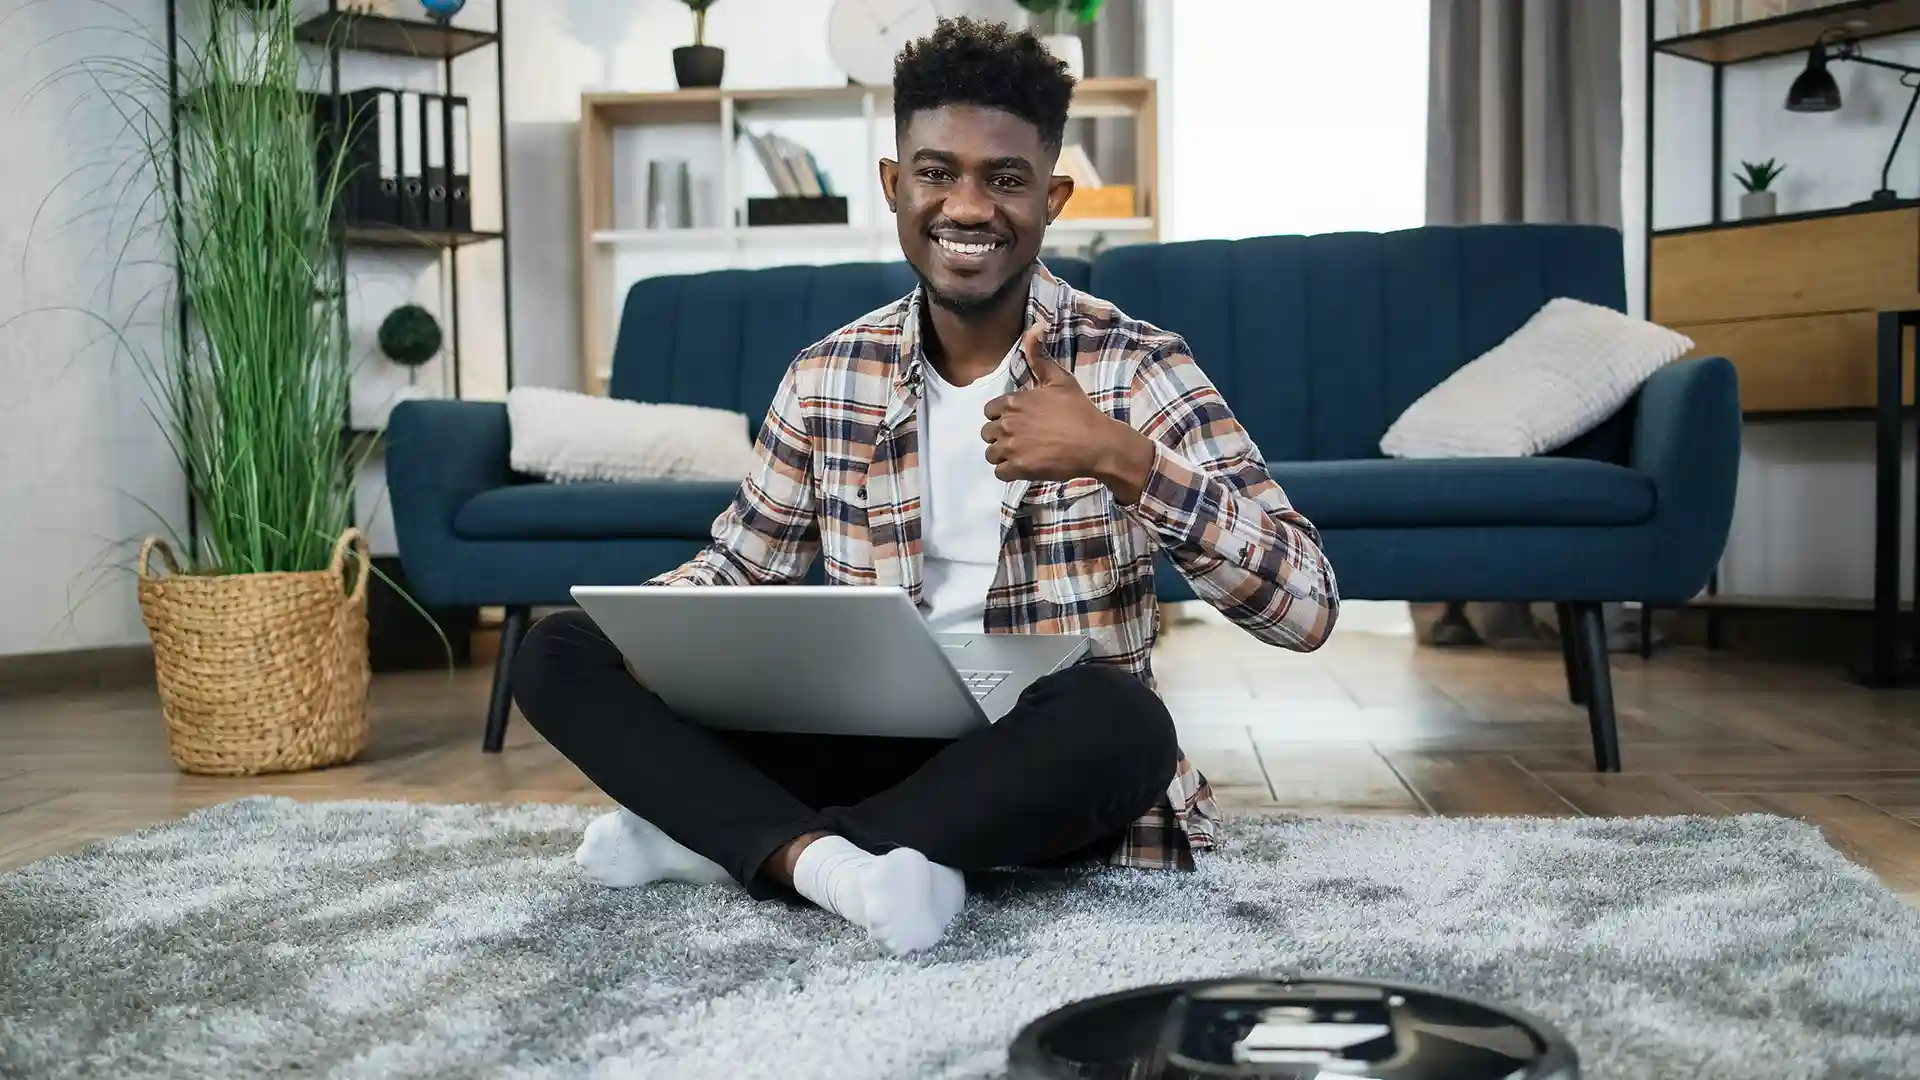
1651, 209, 1920, 325
1675, 311, 1916, 412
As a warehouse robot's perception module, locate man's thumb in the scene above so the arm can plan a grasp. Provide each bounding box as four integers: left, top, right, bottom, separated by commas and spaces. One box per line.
1023, 324, 1074, 387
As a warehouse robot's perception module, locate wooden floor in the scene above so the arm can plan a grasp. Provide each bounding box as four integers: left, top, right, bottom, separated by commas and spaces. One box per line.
4, 602, 1919, 900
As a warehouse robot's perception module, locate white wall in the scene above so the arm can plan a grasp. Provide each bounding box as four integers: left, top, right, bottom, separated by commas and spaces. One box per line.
0, 0, 185, 658
1151, 0, 1430, 241
1636, 1, 1918, 601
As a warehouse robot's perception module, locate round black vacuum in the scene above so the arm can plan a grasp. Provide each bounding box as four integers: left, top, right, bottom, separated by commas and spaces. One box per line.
1006, 976, 1578, 1080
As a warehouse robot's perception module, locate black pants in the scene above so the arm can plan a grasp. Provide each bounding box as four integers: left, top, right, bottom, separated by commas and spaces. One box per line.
510, 610, 1178, 899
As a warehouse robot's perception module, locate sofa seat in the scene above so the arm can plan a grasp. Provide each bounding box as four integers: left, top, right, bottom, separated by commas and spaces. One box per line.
454, 479, 737, 541
453, 453, 1654, 545
1269, 457, 1656, 529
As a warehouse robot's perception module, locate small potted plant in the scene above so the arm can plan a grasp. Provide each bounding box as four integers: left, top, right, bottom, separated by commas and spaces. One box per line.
674, 0, 723, 88
1736, 159, 1784, 219
1016, 0, 1105, 79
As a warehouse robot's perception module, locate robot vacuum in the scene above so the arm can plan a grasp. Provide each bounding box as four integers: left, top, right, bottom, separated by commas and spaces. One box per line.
1006, 976, 1579, 1079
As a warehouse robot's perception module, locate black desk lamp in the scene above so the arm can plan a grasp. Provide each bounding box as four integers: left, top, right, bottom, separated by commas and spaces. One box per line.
1787, 32, 1920, 204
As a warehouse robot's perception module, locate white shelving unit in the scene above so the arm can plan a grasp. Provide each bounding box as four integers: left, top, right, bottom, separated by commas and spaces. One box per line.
577, 79, 1159, 394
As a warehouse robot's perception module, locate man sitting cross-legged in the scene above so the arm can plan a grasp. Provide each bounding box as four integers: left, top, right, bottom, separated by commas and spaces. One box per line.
510, 17, 1339, 956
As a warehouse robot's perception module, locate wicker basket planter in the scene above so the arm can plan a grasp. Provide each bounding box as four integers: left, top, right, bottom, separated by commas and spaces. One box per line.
137, 529, 372, 776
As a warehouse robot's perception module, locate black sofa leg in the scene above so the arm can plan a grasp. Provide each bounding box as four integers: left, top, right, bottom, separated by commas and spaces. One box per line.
484, 606, 531, 753
1572, 601, 1622, 773
1556, 602, 1586, 706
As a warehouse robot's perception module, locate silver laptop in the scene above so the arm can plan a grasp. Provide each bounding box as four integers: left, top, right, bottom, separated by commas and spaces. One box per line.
568, 585, 1093, 739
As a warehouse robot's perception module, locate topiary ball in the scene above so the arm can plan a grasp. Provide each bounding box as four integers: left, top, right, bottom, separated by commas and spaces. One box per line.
378, 304, 442, 368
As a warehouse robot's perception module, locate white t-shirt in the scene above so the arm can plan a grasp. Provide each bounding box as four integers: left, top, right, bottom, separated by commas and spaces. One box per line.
918, 353, 1014, 634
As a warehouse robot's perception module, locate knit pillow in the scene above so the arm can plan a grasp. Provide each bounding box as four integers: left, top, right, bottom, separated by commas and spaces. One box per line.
507, 386, 758, 483
1379, 297, 1694, 459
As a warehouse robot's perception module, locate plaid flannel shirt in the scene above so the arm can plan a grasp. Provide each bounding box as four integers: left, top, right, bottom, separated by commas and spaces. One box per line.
651, 262, 1340, 869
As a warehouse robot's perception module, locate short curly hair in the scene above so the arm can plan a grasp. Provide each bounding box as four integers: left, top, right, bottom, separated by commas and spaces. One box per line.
892, 17, 1075, 152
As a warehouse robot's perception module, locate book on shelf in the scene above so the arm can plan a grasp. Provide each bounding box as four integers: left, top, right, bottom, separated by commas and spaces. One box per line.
1053, 142, 1134, 219
741, 126, 833, 199
1055, 143, 1102, 189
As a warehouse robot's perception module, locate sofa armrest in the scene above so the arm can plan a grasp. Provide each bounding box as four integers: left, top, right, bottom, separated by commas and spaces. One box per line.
1628, 356, 1742, 600
385, 399, 515, 606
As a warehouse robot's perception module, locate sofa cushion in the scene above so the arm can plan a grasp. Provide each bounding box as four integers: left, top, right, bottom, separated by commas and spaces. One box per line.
454, 480, 736, 542
1379, 297, 1694, 458
507, 388, 757, 484
1268, 457, 1655, 529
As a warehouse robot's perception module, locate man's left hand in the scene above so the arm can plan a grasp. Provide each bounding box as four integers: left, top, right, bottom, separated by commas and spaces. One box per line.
981, 322, 1157, 502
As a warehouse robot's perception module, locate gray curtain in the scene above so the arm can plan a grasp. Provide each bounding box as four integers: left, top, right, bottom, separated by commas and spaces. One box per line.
1421, 0, 1628, 649
1426, 0, 1622, 227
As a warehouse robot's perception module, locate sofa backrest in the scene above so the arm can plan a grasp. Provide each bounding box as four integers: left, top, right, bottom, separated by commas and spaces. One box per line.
607, 257, 1092, 424
1089, 224, 1628, 462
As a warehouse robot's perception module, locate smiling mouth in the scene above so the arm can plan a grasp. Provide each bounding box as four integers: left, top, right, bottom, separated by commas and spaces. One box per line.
935, 235, 1006, 258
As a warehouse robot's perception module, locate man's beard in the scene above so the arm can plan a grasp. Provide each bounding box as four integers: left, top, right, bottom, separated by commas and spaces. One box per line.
912, 258, 1030, 317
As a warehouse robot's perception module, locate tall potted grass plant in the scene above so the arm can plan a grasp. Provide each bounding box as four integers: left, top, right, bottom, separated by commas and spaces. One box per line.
123, 0, 378, 775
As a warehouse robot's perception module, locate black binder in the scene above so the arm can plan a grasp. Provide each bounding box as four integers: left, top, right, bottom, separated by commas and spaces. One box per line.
369, 88, 401, 226
398, 90, 426, 230
310, 89, 392, 227
341, 88, 400, 226
422, 91, 450, 231
447, 95, 472, 232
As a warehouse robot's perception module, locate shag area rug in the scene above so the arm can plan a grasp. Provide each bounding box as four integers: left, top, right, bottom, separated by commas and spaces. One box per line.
4, 797, 1918, 1079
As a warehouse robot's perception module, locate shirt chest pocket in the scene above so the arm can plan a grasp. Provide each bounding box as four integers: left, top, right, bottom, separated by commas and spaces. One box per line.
1021, 477, 1123, 606
818, 456, 876, 582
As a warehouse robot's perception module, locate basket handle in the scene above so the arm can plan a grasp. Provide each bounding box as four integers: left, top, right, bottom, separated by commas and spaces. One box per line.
330, 528, 371, 603
137, 537, 181, 582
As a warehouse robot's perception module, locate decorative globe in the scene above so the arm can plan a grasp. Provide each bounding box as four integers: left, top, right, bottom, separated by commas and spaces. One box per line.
418, 0, 467, 24
378, 304, 442, 368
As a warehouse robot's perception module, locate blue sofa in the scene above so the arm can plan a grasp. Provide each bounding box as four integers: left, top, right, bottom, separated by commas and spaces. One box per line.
388, 226, 1740, 771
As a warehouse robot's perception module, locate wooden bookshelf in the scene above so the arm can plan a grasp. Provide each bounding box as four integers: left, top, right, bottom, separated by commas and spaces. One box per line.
576, 79, 1159, 395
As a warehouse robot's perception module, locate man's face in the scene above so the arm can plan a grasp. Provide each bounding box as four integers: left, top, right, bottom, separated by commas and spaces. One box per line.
880, 105, 1073, 316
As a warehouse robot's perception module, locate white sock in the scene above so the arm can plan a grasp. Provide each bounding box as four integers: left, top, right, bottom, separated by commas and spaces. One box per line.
573, 809, 732, 888
790, 835, 967, 955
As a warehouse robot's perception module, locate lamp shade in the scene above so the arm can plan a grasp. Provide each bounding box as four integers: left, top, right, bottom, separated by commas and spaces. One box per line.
1787, 46, 1842, 111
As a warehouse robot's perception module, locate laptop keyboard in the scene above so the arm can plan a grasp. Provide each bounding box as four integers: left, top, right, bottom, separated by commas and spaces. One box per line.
958, 670, 1013, 699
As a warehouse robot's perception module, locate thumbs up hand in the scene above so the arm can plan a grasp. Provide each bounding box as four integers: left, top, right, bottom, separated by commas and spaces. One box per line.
981, 322, 1155, 500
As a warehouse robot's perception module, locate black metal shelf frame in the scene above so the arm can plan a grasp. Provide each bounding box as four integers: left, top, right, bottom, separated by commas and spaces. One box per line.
163, 0, 518, 485
309, 0, 516, 402
1643, 4, 1919, 685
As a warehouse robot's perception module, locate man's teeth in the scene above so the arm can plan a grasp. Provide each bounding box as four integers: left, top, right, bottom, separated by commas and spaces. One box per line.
938, 237, 1000, 255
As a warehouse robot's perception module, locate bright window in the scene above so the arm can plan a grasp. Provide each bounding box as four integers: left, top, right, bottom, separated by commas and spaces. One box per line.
1159, 0, 1430, 241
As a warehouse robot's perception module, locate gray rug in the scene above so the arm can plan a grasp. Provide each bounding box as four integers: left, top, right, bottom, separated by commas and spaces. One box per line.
4, 797, 1918, 1079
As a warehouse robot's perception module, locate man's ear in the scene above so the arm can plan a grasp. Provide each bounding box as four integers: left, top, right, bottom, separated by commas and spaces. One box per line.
1045, 173, 1075, 224
879, 158, 900, 213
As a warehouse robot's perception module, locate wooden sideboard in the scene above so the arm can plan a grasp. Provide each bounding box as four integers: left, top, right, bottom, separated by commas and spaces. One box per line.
1651, 204, 1918, 414
1649, 201, 1918, 685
